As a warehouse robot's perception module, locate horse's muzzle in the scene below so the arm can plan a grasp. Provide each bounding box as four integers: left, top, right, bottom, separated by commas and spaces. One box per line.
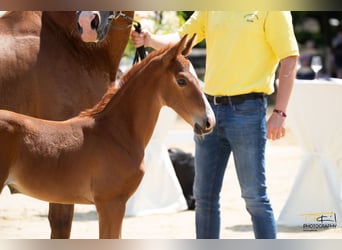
193, 116, 215, 136
77, 11, 100, 42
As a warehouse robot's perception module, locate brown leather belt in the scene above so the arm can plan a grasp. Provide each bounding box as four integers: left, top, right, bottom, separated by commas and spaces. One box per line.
205, 93, 264, 105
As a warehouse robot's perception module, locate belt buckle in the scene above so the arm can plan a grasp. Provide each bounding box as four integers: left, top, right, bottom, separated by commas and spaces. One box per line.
213, 96, 221, 105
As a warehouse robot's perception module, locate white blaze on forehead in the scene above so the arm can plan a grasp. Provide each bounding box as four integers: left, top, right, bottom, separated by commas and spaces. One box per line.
78, 11, 100, 43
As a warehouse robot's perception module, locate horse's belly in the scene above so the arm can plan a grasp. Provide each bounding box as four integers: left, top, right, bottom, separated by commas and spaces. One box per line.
5, 174, 94, 205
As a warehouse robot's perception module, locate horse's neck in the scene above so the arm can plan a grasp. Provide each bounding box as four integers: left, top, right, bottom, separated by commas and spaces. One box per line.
41, 11, 130, 82
100, 75, 163, 148
39, 13, 115, 81
42, 12, 75, 33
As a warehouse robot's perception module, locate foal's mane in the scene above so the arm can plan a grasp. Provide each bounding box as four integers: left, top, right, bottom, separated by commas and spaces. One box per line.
79, 46, 169, 117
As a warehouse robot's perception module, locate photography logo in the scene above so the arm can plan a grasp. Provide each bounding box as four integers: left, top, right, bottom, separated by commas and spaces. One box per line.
301, 211, 337, 231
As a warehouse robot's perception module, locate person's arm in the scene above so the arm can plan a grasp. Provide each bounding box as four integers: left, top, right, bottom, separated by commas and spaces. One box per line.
266, 55, 298, 140
131, 30, 181, 50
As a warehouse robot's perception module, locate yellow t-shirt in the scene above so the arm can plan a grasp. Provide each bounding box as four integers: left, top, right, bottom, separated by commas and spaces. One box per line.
179, 11, 299, 96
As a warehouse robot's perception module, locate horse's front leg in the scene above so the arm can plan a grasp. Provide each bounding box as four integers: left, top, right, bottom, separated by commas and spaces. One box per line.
95, 197, 126, 239
48, 203, 75, 238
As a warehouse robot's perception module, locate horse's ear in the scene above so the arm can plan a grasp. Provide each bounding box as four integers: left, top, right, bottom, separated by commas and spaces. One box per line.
182, 33, 197, 56
162, 34, 188, 65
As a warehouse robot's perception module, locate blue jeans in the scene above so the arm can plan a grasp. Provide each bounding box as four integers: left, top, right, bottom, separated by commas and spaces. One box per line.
194, 96, 276, 239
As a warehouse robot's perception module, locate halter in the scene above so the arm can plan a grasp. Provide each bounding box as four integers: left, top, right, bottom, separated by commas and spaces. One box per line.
108, 11, 146, 65
108, 11, 135, 30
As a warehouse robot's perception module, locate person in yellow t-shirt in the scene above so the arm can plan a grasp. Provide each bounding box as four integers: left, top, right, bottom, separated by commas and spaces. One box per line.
131, 11, 299, 239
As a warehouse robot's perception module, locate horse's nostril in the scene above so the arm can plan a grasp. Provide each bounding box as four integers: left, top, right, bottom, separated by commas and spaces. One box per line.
206, 120, 211, 129
205, 115, 215, 131
91, 14, 100, 30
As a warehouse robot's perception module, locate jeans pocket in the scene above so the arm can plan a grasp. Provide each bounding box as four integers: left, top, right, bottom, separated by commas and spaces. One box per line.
233, 98, 265, 115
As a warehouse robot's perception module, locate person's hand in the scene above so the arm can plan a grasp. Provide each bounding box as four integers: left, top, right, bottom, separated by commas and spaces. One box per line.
130, 30, 151, 48
266, 112, 286, 140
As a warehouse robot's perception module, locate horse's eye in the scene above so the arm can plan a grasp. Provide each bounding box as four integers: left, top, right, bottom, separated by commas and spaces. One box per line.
177, 79, 187, 87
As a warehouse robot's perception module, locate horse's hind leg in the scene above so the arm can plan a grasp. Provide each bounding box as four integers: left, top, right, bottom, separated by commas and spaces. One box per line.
48, 203, 74, 238
0, 162, 10, 194
0, 149, 11, 194
95, 198, 126, 239
0, 170, 8, 194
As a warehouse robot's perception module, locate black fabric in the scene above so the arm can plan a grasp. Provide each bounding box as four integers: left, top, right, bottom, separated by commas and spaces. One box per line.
168, 148, 195, 210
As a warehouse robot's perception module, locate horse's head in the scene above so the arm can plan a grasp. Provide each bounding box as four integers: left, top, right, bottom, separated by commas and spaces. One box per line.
76, 11, 114, 42
156, 34, 215, 136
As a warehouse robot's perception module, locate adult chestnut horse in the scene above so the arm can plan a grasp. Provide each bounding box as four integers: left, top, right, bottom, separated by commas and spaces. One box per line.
0, 35, 215, 238
0, 11, 134, 238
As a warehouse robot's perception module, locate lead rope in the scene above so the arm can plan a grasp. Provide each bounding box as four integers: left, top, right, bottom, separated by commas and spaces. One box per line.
132, 22, 147, 65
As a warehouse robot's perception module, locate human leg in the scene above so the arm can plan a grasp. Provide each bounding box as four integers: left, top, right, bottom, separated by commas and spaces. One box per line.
194, 105, 230, 239
228, 98, 276, 239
